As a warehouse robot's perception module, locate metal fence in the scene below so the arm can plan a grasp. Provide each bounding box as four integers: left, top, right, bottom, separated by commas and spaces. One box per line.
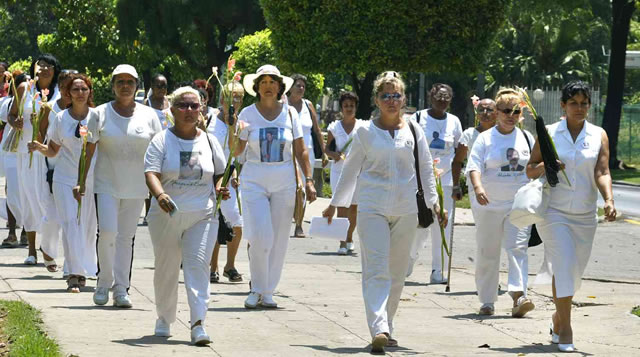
618, 105, 640, 164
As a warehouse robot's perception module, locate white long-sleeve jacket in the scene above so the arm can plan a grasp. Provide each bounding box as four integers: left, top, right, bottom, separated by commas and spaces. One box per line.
331, 120, 438, 216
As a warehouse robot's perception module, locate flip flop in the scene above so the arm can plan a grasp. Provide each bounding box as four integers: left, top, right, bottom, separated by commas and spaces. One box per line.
223, 268, 243, 282
40, 248, 58, 272
1, 235, 19, 248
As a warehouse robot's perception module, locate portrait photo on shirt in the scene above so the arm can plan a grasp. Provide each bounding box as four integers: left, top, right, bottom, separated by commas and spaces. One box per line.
500, 148, 525, 172
260, 127, 285, 163
179, 151, 204, 180
429, 131, 446, 149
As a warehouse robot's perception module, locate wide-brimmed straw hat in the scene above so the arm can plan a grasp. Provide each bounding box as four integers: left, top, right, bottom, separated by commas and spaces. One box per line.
242, 64, 293, 97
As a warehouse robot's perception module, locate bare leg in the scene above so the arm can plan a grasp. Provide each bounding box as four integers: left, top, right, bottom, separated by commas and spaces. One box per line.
210, 241, 220, 274
223, 227, 243, 271
337, 207, 348, 248
27, 231, 37, 257
7, 204, 16, 236
346, 204, 358, 244
552, 276, 573, 344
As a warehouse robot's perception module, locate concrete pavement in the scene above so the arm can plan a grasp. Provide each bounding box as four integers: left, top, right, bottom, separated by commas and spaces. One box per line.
0, 197, 639, 356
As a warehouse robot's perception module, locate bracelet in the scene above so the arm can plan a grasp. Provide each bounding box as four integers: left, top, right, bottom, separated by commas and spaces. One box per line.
305, 176, 315, 184
155, 192, 165, 200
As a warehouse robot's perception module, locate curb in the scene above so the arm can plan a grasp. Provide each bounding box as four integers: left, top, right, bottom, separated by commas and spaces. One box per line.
613, 180, 640, 188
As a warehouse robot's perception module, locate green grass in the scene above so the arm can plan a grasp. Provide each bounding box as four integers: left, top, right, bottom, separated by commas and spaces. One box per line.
611, 169, 640, 185
632, 306, 640, 318
455, 194, 471, 209
0, 300, 61, 357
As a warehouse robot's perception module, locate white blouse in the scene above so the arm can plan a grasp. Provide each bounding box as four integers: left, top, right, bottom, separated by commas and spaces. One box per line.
546, 120, 603, 214
331, 120, 438, 216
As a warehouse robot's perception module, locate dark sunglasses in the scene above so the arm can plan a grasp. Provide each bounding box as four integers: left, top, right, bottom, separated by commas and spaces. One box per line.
175, 102, 201, 111
379, 93, 403, 102
477, 108, 495, 114
498, 108, 521, 115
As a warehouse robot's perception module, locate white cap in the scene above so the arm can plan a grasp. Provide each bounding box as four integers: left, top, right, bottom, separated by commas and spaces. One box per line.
111, 64, 139, 79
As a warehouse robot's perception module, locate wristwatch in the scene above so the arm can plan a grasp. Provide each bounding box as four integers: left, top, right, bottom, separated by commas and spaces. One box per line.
305, 176, 315, 184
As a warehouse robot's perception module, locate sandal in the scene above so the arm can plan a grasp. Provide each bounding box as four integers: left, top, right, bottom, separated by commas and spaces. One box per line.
1, 234, 19, 248
19, 230, 27, 246
78, 276, 86, 287
67, 276, 80, 293
40, 248, 58, 272
210, 271, 219, 283
223, 268, 243, 282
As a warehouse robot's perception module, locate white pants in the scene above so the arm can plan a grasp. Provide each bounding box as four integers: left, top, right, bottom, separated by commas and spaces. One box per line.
220, 184, 242, 228
4, 153, 22, 226
472, 206, 530, 304
95, 193, 144, 294
148, 207, 217, 325
16, 152, 48, 232
40, 180, 62, 259
242, 179, 295, 295
53, 182, 97, 277
358, 211, 417, 337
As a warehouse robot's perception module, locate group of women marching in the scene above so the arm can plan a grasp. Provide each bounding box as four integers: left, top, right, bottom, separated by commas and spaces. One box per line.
0, 55, 617, 353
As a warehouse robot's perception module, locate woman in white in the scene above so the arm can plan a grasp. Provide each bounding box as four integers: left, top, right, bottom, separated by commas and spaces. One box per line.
527, 81, 616, 352
145, 86, 227, 345
466, 89, 535, 317
451, 98, 497, 206
323, 72, 442, 353
7, 54, 62, 266
28, 73, 98, 292
287, 73, 324, 238
409, 83, 462, 283
207, 82, 245, 283
325, 91, 363, 255
236, 65, 316, 309
82, 64, 162, 308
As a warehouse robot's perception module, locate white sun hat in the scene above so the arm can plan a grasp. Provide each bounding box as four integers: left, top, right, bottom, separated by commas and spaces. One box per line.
242, 64, 294, 97
111, 64, 139, 79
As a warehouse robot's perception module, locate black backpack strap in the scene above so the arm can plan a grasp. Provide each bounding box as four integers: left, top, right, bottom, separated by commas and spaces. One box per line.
416, 111, 421, 123
520, 128, 532, 151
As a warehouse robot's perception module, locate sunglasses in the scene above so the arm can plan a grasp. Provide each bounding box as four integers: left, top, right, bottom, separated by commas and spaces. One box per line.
175, 102, 201, 111
379, 93, 403, 102
477, 108, 495, 114
498, 108, 521, 115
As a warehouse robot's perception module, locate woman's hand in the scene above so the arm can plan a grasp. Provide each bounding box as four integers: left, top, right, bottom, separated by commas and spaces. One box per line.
217, 186, 231, 201
327, 151, 342, 162
321, 153, 330, 167
72, 185, 85, 203
474, 186, 489, 206
27, 140, 45, 154
230, 177, 239, 189
13, 115, 24, 130
603, 199, 617, 222
322, 205, 336, 224
305, 180, 317, 203
434, 203, 448, 228
156, 193, 176, 214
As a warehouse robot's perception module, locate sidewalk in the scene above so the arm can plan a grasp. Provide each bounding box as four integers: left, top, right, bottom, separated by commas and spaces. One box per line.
0, 197, 638, 356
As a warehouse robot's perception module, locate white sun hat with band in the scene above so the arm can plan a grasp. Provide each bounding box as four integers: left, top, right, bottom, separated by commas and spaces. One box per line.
242, 64, 294, 97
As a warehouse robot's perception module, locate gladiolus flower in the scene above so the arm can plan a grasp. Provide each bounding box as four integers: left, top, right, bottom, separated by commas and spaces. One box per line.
435, 167, 444, 178
233, 71, 242, 82
470, 95, 480, 108
227, 58, 236, 71
433, 157, 441, 165
3, 71, 11, 80
211, 67, 218, 75
42, 88, 49, 98
79, 125, 88, 137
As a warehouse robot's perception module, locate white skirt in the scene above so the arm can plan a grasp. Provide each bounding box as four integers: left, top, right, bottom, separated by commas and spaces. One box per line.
534, 207, 597, 298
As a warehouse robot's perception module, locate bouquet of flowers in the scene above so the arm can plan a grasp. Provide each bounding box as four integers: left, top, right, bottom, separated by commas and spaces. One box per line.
433, 158, 450, 262
29, 87, 49, 168
470, 95, 480, 127
2, 71, 28, 152
77, 124, 90, 223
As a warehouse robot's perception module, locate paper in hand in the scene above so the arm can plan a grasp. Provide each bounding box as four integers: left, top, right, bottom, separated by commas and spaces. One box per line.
308, 217, 349, 240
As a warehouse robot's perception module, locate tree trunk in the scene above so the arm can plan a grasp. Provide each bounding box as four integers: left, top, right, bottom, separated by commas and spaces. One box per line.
351, 72, 377, 120
602, 0, 636, 169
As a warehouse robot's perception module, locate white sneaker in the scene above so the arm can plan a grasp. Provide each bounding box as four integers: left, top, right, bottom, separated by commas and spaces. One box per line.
346, 242, 355, 252
479, 303, 495, 315
430, 270, 448, 284
337, 247, 348, 255
155, 318, 171, 337
190, 325, 211, 346
24, 255, 37, 265
244, 292, 260, 309
113, 293, 133, 308
93, 287, 109, 305
260, 294, 277, 308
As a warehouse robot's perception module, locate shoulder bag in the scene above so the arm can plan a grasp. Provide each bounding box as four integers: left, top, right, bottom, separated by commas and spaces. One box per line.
408, 121, 434, 228
289, 109, 306, 227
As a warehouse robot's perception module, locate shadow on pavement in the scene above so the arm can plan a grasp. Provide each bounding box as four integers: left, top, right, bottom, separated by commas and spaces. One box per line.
290, 344, 364, 354
210, 306, 297, 313
443, 312, 515, 321
14, 274, 59, 280
305, 252, 359, 257
50, 305, 150, 312
489, 344, 593, 356
112, 335, 191, 347
434, 290, 477, 296
211, 291, 249, 296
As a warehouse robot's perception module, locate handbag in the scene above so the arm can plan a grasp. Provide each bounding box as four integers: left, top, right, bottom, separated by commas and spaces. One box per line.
408, 121, 434, 228
205, 133, 235, 245
304, 100, 323, 159
289, 109, 306, 226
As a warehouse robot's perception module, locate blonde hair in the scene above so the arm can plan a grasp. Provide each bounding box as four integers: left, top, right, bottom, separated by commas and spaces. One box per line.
169, 86, 201, 106
495, 88, 521, 108
373, 71, 406, 97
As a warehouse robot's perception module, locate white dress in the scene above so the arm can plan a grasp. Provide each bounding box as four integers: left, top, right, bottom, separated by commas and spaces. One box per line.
535, 120, 603, 298
327, 118, 364, 204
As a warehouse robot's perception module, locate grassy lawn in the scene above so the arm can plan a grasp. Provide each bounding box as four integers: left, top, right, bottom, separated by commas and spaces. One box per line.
0, 300, 61, 357
455, 194, 471, 209
632, 306, 640, 318
611, 169, 640, 185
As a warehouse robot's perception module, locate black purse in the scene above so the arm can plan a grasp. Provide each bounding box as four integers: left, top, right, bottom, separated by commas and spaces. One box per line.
409, 121, 434, 228
304, 100, 323, 159
45, 157, 54, 194
205, 133, 235, 245
520, 128, 542, 248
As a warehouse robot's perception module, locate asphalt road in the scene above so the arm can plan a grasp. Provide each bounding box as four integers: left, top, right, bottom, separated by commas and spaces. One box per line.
599, 183, 640, 218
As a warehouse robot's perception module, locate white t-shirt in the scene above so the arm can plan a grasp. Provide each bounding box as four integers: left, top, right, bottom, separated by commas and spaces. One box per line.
459, 127, 482, 161
88, 102, 162, 199
145, 129, 226, 212
206, 109, 231, 157
327, 118, 364, 188
43, 101, 63, 170
411, 110, 462, 186
466, 127, 535, 210
297, 100, 314, 151
48, 108, 97, 186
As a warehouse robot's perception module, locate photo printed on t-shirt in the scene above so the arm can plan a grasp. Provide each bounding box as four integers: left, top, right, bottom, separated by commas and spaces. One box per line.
179, 151, 203, 180
260, 127, 285, 162
500, 147, 525, 172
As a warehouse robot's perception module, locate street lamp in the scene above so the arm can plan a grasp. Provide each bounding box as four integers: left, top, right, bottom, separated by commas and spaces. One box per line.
533, 88, 544, 101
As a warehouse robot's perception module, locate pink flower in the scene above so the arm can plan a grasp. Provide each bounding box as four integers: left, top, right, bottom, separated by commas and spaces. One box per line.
33, 93, 40, 100
3, 71, 11, 80
227, 58, 236, 71
434, 167, 444, 178
470, 95, 480, 108
233, 71, 242, 82
79, 125, 88, 137
433, 158, 441, 165
42, 88, 49, 98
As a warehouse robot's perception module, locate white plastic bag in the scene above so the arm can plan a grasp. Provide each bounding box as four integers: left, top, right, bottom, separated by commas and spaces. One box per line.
509, 178, 550, 228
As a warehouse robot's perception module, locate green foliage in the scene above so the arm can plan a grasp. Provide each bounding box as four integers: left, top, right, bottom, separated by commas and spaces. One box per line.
0, 300, 61, 357
0, 1, 56, 63
7, 58, 32, 74
232, 29, 324, 106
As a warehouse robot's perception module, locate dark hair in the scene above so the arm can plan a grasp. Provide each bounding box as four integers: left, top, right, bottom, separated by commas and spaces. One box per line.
561, 81, 591, 104
58, 70, 77, 88
253, 74, 285, 101
339, 91, 359, 108
151, 73, 166, 84
290, 73, 307, 85
65, 73, 95, 108
196, 88, 208, 102
30, 54, 62, 91
429, 83, 453, 98
193, 79, 215, 104
0, 61, 8, 70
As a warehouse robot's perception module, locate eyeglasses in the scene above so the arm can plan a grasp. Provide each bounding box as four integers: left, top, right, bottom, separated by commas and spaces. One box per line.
175, 102, 201, 111
379, 93, 403, 102
61, 69, 79, 75
433, 93, 452, 101
37, 62, 53, 70
498, 108, 521, 115
477, 108, 495, 114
